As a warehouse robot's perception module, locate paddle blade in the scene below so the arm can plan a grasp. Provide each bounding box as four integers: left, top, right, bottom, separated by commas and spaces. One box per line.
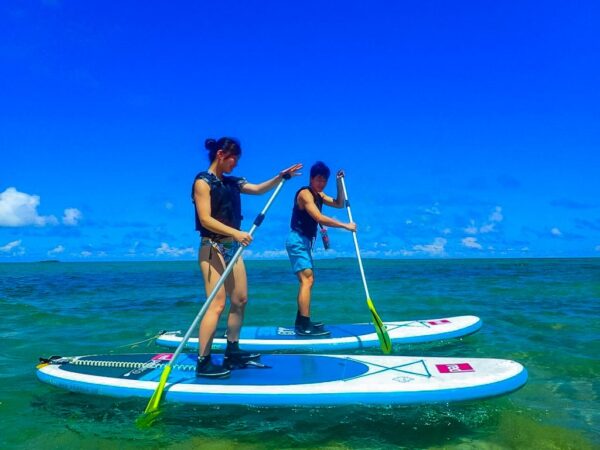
367, 298, 392, 354
137, 364, 172, 427
136, 408, 162, 429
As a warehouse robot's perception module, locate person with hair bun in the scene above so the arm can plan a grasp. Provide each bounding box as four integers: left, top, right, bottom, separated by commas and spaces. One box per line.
286, 161, 356, 337
192, 137, 302, 378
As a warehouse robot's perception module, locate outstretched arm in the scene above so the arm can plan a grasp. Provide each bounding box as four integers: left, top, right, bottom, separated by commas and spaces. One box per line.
241, 163, 303, 195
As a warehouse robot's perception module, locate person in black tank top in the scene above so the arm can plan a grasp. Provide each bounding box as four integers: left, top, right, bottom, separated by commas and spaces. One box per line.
192, 137, 302, 377
285, 161, 357, 336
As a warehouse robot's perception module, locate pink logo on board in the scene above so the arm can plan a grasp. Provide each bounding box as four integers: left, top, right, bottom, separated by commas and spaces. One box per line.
427, 319, 451, 325
151, 353, 174, 361
436, 363, 475, 373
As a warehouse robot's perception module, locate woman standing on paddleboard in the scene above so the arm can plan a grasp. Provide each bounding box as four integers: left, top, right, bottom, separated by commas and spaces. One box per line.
193, 137, 302, 377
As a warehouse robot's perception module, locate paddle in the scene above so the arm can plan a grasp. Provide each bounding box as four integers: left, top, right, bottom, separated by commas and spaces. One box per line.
137, 174, 291, 427
339, 176, 392, 354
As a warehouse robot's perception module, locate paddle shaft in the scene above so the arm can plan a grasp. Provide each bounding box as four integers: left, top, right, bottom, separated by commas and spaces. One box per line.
339, 177, 391, 354
141, 175, 290, 419
339, 177, 371, 299
166, 176, 289, 368
141, 174, 291, 418
169, 176, 289, 366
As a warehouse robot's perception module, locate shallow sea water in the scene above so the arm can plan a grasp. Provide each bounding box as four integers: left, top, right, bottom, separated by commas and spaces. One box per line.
1, 258, 598, 449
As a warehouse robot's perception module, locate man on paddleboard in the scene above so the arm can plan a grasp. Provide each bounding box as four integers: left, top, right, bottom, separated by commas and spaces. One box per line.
193, 137, 302, 377
286, 161, 356, 336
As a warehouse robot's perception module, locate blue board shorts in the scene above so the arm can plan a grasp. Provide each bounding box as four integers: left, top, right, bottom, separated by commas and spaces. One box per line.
286, 230, 313, 273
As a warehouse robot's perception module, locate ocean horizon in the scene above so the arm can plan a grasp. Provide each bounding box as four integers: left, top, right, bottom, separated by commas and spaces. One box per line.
4, 255, 600, 264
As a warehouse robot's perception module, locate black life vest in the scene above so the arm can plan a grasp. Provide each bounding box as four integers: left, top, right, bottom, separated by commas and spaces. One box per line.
192, 171, 245, 240
290, 186, 323, 239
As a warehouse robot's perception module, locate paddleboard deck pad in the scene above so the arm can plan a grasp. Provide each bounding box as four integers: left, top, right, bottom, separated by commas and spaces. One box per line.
36, 352, 526, 406
156, 315, 482, 352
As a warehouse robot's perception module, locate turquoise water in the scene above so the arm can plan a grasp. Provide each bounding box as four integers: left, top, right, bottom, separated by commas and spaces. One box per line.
1, 258, 598, 449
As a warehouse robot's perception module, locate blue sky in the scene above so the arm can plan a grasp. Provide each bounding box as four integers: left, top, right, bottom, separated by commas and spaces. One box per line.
1, 1, 599, 261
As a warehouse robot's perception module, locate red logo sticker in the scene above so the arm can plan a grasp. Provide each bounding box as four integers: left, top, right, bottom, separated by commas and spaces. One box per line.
151, 353, 174, 361
436, 363, 475, 373
427, 319, 451, 325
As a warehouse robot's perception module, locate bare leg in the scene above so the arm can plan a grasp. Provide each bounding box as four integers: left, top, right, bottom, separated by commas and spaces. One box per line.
294, 268, 329, 336
198, 246, 227, 357
225, 257, 248, 342
296, 268, 314, 317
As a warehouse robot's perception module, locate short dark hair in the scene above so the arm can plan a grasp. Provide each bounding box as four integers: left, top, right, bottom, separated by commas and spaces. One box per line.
204, 137, 242, 162
310, 161, 330, 179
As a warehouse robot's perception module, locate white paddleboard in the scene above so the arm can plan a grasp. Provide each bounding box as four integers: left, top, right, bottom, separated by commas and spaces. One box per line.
36, 352, 526, 406
156, 315, 482, 352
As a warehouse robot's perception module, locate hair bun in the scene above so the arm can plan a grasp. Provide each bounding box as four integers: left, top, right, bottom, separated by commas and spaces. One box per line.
205, 138, 218, 151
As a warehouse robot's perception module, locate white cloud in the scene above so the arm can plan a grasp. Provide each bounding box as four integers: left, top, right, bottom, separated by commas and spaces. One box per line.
424, 204, 441, 215
594, 245, 600, 252
248, 249, 289, 259
156, 242, 194, 257
1, 240, 24, 254
465, 207, 504, 235
479, 223, 496, 233
165, 202, 174, 210
357, 249, 416, 258
480, 206, 503, 233
442, 228, 452, 235
62, 208, 82, 226
462, 237, 483, 250
413, 237, 446, 256
385, 249, 415, 257
489, 206, 503, 223
0, 187, 58, 227
405, 219, 413, 225
48, 245, 65, 256
80, 251, 92, 257
127, 241, 140, 256
551, 227, 562, 236
464, 220, 478, 235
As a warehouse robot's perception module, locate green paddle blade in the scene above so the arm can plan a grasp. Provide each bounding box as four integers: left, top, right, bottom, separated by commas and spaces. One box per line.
367, 298, 392, 354
135, 408, 162, 429
136, 364, 172, 427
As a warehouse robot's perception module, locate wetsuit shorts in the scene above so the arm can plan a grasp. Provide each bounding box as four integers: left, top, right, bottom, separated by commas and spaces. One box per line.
201, 238, 240, 264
